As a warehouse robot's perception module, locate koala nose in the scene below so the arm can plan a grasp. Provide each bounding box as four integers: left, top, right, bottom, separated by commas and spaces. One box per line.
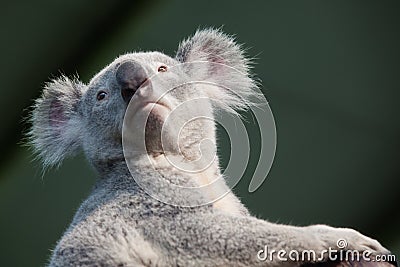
116, 61, 148, 104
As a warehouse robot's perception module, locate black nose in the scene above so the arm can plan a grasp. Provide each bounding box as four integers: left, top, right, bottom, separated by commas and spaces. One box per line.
116, 61, 148, 104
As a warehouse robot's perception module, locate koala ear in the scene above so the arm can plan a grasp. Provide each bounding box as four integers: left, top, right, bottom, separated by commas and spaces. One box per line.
28, 76, 85, 168
176, 28, 259, 113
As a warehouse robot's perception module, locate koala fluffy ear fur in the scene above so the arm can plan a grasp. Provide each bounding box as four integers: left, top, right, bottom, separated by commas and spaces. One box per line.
176, 28, 259, 113
29, 76, 84, 168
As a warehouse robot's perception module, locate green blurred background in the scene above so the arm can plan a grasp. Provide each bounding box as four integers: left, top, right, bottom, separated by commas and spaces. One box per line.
0, 1, 399, 266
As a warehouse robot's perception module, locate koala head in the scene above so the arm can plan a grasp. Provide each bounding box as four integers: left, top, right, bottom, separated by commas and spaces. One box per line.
29, 29, 257, 172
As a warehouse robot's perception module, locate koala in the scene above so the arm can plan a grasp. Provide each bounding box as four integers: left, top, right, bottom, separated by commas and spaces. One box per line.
29, 29, 393, 267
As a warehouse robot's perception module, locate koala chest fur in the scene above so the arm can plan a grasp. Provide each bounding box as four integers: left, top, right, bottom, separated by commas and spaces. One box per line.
29, 29, 393, 267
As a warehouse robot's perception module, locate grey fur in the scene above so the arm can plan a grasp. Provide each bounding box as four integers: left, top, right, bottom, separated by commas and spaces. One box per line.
29, 29, 390, 266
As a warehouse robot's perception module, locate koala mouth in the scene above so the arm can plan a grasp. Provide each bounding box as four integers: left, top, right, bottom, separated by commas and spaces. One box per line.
139, 101, 171, 122
129, 94, 171, 115
141, 101, 169, 110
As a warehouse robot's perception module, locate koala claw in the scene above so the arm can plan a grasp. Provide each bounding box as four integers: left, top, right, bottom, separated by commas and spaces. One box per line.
306, 224, 390, 257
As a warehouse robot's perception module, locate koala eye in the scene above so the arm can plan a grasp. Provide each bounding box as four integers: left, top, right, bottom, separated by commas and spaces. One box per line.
157, 65, 168, 72
96, 91, 108, 101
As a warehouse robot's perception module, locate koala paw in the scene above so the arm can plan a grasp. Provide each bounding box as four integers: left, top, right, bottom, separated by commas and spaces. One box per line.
306, 224, 390, 257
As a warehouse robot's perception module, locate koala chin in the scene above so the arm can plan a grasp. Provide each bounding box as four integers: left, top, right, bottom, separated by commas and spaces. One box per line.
28, 29, 393, 267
